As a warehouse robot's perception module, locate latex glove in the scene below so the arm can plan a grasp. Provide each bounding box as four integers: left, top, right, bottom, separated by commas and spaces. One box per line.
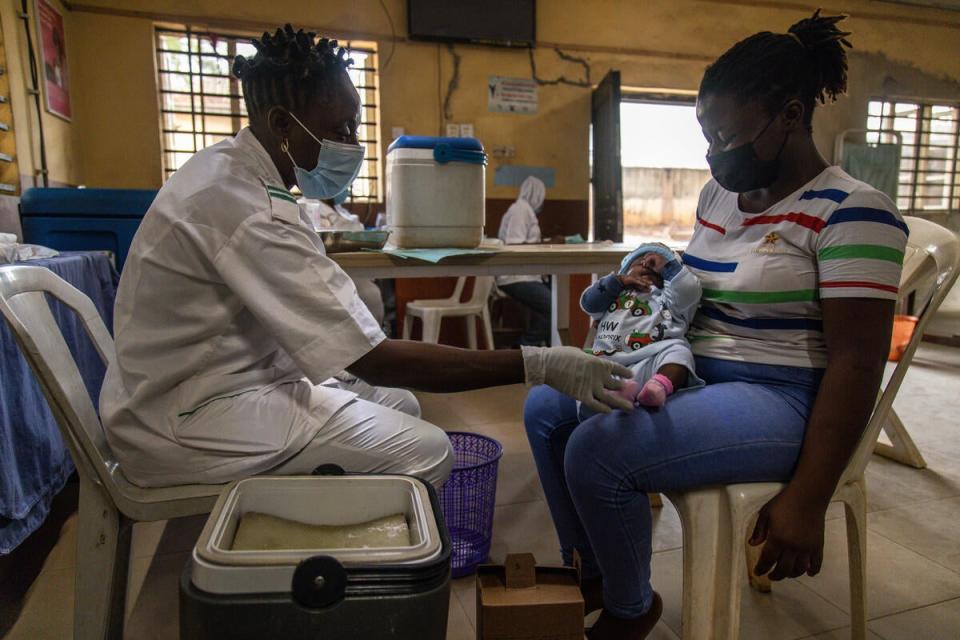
522, 346, 635, 414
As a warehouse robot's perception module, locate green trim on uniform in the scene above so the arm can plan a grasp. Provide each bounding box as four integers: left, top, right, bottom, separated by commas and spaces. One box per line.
177, 390, 258, 418
270, 192, 298, 204
700, 288, 819, 304
817, 244, 905, 264
266, 185, 297, 204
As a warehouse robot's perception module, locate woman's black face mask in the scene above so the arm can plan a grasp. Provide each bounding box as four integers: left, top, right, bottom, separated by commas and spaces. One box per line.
706, 111, 789, 193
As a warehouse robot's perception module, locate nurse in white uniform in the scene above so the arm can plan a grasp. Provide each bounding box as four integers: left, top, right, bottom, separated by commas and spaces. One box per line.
99, 25, 632, 490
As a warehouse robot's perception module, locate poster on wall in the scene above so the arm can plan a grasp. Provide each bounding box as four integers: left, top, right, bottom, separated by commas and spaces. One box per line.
488, 76, 537, 114
36, 0, 71, 121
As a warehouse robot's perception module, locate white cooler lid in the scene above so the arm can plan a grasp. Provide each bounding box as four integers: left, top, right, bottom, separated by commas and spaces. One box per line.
191, 475, 443, 595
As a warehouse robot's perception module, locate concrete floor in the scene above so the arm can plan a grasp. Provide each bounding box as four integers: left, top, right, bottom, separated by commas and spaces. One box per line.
4, 343, 960, 639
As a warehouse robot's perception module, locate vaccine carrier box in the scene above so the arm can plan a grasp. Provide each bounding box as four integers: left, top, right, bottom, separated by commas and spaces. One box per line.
386, 136, 487, 248
180, 475, 451, 640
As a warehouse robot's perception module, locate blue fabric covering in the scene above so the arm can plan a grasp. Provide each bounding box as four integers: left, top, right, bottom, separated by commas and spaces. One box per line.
0, 252, 118, 554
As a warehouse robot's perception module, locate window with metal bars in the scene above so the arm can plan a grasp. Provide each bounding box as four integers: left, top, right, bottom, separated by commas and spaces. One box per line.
155, 27, 381, 202
866, 99, 960, 214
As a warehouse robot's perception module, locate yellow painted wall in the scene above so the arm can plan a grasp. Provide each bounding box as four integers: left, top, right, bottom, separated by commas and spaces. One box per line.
0, 0, 81, 188
71, 12, 162, 189
57, 0, 960, 198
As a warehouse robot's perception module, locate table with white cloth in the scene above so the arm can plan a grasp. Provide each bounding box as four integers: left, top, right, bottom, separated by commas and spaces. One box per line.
0, 252, 118, 553
332, 243, 637, 346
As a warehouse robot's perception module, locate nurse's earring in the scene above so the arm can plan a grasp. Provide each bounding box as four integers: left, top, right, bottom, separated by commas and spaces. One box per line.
280, 138, 297, 168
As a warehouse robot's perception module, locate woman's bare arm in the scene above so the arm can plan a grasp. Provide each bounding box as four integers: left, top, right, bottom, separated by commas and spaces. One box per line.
751, 297, 894, 580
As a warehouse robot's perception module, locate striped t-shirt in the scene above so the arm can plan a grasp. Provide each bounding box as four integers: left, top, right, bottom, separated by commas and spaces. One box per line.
684, 166, 908, 368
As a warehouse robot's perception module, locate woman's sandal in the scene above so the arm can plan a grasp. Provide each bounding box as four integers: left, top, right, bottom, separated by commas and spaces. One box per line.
585, 592, 663, 640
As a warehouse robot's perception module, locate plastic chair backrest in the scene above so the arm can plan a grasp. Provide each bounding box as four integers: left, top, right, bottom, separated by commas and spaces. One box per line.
469, 276, 496, 306
448, 276, 496, 306
841, 216, 960, 483
450, 276, 467, 302
0, 265, 121, 497
899, 216, 952, 309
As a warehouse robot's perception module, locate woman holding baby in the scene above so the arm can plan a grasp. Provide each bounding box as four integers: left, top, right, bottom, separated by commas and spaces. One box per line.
525, 12, 907, 639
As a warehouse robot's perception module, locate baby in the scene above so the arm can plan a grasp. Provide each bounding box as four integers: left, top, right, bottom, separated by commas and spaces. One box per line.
580, 242, 703, 409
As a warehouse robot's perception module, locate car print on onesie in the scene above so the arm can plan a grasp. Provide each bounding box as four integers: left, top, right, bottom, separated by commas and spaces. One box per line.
627, 323, 666, 350
608, 292, 653, 317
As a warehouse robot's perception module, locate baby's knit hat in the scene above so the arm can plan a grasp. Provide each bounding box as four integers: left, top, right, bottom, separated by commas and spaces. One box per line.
619, 242, 676, 274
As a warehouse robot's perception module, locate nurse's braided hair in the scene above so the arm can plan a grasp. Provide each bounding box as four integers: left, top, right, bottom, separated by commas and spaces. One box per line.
233, 24, 353, 119
699, 10, 852, 131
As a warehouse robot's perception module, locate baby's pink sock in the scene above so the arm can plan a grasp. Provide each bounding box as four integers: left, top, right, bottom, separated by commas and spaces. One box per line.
636, 374, 675, 407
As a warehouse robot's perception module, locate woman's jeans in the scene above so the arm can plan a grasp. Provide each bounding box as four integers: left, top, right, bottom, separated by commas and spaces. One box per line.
523, 356, 823, 618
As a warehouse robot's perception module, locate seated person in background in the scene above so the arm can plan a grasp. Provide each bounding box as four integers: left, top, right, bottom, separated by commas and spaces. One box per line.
497, 176, 551, 346
581, 243, 703, 410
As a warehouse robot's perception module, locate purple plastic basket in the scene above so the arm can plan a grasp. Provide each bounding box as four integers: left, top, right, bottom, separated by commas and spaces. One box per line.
439, 432, 503, 578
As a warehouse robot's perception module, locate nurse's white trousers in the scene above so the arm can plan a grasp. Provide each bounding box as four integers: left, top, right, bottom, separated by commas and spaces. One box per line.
268, 390, 454, 489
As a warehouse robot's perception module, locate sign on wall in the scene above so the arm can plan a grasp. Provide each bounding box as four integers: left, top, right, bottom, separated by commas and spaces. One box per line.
36, 0, 71, 121
488, 76, 537, 114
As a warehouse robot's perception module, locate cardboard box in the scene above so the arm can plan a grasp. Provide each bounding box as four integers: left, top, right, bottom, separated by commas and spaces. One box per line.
476, 553, 584, 640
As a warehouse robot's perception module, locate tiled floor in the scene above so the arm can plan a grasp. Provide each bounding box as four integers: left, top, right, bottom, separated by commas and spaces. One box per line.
4, 344, 960, 639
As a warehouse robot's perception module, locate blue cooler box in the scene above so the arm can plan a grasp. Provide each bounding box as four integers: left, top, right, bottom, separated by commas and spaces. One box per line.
20, 188, 157, 271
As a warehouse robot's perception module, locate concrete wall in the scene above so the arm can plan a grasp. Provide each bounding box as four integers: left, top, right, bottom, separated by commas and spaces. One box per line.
623, 167, 712, 237
45, 0, 960, 202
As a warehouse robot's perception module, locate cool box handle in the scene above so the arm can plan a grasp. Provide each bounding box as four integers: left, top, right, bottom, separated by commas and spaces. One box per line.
433, 143, 487, 165
292, 555, 348, 609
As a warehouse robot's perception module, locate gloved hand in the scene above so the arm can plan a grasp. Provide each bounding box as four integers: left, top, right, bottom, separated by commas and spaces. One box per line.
521, 346, 635, 414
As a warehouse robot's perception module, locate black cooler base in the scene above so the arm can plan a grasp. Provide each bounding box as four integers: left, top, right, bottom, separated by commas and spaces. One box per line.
180, 566, 450, 640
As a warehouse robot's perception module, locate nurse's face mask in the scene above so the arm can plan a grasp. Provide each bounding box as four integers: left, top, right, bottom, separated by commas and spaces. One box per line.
281, 112, 365, 200
706, 108, 789, 193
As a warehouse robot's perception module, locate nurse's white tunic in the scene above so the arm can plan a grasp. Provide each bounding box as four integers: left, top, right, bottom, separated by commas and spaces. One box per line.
99, 128, 385, 486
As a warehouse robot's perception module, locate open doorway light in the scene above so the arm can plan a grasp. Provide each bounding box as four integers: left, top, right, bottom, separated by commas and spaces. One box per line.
621, 100, 710, 244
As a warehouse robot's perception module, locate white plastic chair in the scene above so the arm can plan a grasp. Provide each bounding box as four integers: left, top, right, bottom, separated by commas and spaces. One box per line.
0, 265, 222, 640
874, 216, 955, 468
664, 216, 959, 640
402, 276, 496, 349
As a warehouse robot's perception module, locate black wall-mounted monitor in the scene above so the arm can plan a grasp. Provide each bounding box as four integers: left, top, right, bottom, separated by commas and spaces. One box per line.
408, 0, 536, 48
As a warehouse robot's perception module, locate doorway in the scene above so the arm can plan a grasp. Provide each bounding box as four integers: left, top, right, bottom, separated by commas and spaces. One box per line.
591, 77, 711, 246
621, 96, 710, 243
